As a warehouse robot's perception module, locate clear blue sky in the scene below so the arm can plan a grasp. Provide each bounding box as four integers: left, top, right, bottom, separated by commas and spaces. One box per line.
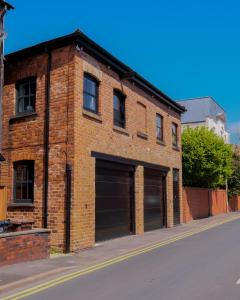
5, 0, 240, 143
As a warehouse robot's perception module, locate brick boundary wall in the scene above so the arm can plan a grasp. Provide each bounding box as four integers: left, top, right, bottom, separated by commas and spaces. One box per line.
229, 195, 240, 212
183, 187, 210, 223
0, 229, 50, 267
210, 189, 228, 216
183, 187, 229, 223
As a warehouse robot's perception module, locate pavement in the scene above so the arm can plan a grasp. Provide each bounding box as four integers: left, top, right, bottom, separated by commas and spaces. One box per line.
1, 212, 240, 299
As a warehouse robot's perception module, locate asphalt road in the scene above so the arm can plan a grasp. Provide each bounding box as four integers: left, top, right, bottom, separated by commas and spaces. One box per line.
26, 219, 240, 300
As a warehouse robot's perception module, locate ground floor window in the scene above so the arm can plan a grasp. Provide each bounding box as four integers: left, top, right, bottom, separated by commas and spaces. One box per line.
13, 160, 34, 204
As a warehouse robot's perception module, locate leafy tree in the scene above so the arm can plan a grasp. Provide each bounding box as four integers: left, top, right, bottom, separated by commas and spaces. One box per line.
182, 127, 233, 188
228, 146, 240, 196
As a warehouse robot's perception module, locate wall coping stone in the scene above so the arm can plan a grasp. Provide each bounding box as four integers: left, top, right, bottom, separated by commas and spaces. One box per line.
0, 228, 51, 239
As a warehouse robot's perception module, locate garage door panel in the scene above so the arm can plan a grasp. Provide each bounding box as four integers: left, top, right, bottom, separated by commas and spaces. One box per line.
144, 196, 161, 208
96, 182, 130, 198
144, 208, 163, 222
144, 186, 162, 196
96, 210, 129, 227
95, 225, 130, 242
96, 171, 131, 183
95, 197, 130, 210
95, 160, 134, 242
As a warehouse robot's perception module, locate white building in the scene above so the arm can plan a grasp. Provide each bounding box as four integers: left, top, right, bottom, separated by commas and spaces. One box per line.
177, 96, 230, 143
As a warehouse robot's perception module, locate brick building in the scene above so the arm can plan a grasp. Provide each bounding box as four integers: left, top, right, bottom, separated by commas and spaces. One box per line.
0, 30, 185, 251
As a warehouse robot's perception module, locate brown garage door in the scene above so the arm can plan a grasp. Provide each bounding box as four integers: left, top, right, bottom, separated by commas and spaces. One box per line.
95, 160, 135, 242
144, 168, 166, 232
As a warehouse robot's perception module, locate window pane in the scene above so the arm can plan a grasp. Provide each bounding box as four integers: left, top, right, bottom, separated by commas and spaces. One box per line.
21, 165, 28, 181
13, 161, 34, 203
83, 75, 98, 112
84, 77, 91, 93
28, 181, 34, 201
21, 182, 28, 200
172, 123, 178, 146
114, 109, 121, 127
24, 96, 29, 112
16, 78, 36, 114
157, 127, 162, 140
156, 115, 163, 140
114, 95, 120, 110
83, 93, 96, 111
113, 92, 125, 128
89, 79, 96, 95
172, 124, 175, 133
15, 183, 22, 200
157, 115, 162, 127
24, 84, 29, 96
29, 96, 35, 112
30, 81, 36, 95
84, 76, 97, 96
17, 98, 24, 113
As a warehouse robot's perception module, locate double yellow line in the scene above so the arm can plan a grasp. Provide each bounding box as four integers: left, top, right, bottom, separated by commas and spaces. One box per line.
2, 214, 240, 300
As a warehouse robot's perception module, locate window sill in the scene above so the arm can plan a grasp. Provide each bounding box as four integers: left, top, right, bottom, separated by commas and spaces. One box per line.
172, 146, 181, 152
9, 112, 38, 124
137, 131, 148, 140
82, 109, 102, 123
8, 202, 34, 208
157, 139, 166, 146
113, 126, 129, 136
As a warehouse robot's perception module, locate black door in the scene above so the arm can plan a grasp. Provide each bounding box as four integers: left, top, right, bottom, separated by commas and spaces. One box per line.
144, 168, 166, 231
173, 169, 180, 225
95, 160, 135, 242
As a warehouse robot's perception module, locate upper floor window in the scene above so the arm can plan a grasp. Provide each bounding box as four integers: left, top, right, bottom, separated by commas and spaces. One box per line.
172, 122, 178, 147
113, 90, 125, 128
83, 73, 99, 113
16, 78, 36, 114
156, 114, 164, 141
13, 160, 34, 204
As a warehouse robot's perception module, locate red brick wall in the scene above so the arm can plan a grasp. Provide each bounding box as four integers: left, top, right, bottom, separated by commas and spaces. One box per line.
0, 229, 50, 267
183, 187, 210, 222
210, 189, 228, 216
229, 195, 240, 212
183, 187, 228, 223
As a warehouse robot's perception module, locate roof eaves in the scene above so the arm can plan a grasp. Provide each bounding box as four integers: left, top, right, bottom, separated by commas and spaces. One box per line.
6, 29, 186, 114
74, 30, 186, 114
132, 73, 186, 113
5, 31, 77, 63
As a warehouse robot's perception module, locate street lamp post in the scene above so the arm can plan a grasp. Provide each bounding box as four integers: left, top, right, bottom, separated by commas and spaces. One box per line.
0, 1, 13, 150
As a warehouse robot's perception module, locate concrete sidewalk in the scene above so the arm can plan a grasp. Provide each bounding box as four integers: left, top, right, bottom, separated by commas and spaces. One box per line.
1, 212, 240, 296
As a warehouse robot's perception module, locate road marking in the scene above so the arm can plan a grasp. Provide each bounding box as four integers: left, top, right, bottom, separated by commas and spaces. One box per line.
2, 214, 240, 300
236, 278, 240, 285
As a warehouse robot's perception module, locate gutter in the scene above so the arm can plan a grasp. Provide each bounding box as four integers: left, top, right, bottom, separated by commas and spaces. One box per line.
5, 30, 186, 115
43, 48, 51, 228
